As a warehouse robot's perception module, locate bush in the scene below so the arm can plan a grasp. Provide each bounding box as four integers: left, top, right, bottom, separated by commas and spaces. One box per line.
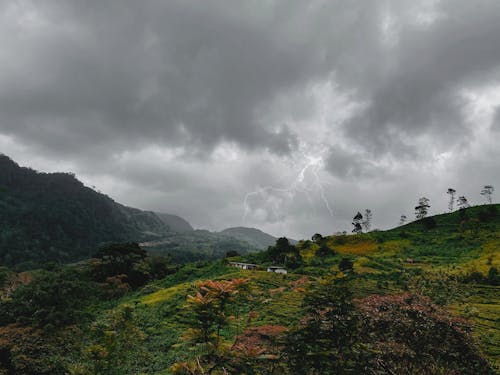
421, 217, 437, 229
338, 258, 354, 272
478, 206, 498, 223
487, 267, 500, 286
0, 268, 95, 328
316, 244, 334, 258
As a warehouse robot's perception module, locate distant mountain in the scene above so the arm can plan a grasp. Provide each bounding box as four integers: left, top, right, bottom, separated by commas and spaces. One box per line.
220, 226, 297, 249
141, 229, 257, 263
155, 212, 193, 233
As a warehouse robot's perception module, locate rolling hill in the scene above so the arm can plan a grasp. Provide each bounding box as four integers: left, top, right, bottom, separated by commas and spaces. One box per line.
0, 204, 498, 373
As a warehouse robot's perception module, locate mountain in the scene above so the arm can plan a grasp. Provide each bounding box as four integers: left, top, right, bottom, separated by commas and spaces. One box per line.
0, 154, 264, 269
0, 154, 172, 269
141, 229, 257, 263
220, 227, 280, 249
155, 212, 193, 233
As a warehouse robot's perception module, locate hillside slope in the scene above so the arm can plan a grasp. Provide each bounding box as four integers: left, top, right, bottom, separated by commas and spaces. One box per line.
134, 205, 500, 371
0, 205, 498, 374
220, 227, 278, 249
0, 155, 170, 269
155, 212, 194, 233
220, 227, 298, 249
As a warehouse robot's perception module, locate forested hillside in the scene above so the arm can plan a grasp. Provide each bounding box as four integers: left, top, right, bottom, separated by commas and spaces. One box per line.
155, 213, 194, 233
0, 155, 268, 270
0, 155, 174, 269
0, 205, 498, 374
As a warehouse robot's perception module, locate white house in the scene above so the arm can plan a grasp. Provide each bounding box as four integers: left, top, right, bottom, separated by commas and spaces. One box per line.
266, 266, 287, 274
229, 262, 258, 270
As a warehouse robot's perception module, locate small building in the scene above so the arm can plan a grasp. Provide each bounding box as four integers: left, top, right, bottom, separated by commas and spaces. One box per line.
267, 266, 287, 275
229, 262, 258, 270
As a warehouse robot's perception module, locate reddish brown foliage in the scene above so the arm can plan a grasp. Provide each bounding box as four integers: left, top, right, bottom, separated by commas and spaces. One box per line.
288, 276, 309, 291
355, 293, 469, 333
101, 274, 131, 298
233, 325, 287, 358
353, 293, 491, 373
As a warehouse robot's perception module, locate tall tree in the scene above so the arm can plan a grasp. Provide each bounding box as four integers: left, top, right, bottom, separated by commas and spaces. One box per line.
399, 215, 407, 226
352, 212, 363, 234
362, 209, 373, 232
480, 185, 494, 204
447, 188, 456, 212
415, 197, 430, 219
457, 196, 470, 209
311, 233, 323, 244
284, 277, 366, 374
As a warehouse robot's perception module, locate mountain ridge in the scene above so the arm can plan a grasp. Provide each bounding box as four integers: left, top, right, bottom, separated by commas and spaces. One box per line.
0, 154, 282, 268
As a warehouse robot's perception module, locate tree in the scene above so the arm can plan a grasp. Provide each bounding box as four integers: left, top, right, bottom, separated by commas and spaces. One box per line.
480, 185, 494, 204
1, 268, 94, 328
172, 278, 249, 374
414, 197, 430, 219
267, 237, 302, 268
311, 233, 323, 244
284, 277, 366, 374
447, 188, 456, 212
457, 196, 469, 208
316, 244, 334, 258
362, 209, 372, 232
91, 242, 148, 287
77, 305, 148, 375
356, 293, 492, 373
225, 250, 240, 258
352, 212, 363, 234
399, 215, 407, 226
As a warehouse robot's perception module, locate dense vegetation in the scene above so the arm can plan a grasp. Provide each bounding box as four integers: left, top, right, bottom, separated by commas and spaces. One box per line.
0, 203, 498, 374
0, 155, 172, 269
0, 155, 261, 270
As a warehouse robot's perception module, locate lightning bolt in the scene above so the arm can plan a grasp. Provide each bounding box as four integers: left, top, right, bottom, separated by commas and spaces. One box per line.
243, 151, 334, 224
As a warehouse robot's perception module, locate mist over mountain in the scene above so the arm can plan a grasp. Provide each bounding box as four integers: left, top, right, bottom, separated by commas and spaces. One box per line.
155, 212, 194, 233
220, 226, 297, 250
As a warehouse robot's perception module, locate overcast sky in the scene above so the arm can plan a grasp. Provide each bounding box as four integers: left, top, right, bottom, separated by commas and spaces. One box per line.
1, 0, 499, 239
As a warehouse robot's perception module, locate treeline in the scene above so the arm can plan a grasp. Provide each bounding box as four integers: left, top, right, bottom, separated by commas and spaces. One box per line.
350, 184, 496, 234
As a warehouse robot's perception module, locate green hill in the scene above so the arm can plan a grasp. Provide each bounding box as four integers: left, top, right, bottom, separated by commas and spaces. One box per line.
1, 205, 498, 374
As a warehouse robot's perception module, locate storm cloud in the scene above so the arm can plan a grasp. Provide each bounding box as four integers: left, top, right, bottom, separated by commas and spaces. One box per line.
1, 0, 499, 239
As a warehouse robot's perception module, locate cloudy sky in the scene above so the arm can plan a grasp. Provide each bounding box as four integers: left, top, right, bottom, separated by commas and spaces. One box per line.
1, 0, 499, 239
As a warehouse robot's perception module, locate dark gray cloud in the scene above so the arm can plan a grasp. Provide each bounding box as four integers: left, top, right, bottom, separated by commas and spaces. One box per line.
341, 0, 500, 157
1, 0, 499, 239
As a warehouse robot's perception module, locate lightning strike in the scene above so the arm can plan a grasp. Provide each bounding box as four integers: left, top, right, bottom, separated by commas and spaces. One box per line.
243, 152, 334, 224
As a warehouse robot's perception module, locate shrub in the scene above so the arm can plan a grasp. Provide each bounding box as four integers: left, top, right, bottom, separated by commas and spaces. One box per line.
422, 217, 437, 229
338, 258, 354, 272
